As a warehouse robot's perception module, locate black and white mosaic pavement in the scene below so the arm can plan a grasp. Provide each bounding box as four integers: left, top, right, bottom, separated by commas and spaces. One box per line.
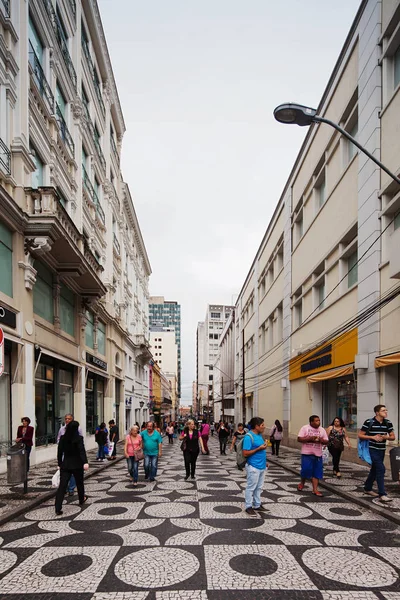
0, 436, 400, 598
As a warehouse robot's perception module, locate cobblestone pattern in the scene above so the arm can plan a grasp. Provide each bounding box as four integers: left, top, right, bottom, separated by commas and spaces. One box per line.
0, 436, 399, 598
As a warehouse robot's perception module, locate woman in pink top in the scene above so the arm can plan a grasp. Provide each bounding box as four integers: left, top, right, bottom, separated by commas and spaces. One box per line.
124, 425, 142, 485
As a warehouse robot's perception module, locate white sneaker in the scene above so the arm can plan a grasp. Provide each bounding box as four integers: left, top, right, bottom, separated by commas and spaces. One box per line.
380, 495, 392, 503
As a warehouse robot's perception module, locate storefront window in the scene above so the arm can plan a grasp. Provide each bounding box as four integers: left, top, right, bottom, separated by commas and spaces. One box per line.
0, 348, 11, 446
33, 261, 54, 323
97, 320, 106, 355
0, 222, 13, 297
60, 284, 75, 336
85, 310, 94, 348
35, 360, 74, 445
323, 378, 357, 431
85, 373, 104, 434
35, 363, 55, 445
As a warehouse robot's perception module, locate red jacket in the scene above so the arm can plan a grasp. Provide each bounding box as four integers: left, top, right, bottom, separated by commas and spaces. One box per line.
17, 425, 34, 447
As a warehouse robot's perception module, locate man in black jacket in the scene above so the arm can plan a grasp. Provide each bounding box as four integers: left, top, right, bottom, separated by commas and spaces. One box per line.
55, 421, 89, 515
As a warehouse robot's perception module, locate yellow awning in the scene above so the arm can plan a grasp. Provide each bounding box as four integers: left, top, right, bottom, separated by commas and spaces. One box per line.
375, 352, 400, 368
307, 365, 353, 383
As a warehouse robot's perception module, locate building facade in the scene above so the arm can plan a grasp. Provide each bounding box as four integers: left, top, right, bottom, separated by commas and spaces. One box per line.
149, 296, 181, 398
233, 0, 400, 461
0, 0, 151, 470
149, 327, 178, 419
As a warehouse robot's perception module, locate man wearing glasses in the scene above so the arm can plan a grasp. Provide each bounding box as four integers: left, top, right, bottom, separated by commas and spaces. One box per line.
358, 405, 395, 502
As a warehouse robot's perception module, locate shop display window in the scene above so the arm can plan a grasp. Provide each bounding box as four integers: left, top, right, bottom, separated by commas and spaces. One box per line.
323, 378, 357, 431
0, 349, 11, 447
0, 222, 13, 298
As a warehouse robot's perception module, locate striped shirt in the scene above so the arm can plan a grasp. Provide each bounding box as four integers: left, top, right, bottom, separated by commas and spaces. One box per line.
361, 417, 394, 451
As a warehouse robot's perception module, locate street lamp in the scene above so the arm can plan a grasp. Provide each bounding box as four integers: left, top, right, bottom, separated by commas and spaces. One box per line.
273, 103, 400, 187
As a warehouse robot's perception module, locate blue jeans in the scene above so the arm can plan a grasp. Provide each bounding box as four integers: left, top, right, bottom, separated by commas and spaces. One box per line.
144, 454, 158, 480
364, 448, 386, 496
97, 444, 105, 459
68, 474, 76, 493
245, 463, 266, 509
127, 457, 139, 482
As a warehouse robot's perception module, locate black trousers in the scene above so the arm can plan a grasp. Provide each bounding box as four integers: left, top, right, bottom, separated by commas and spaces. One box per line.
183, 450, 199, 477
271, 440, 281, 456
168, 434, 174, 444
219, 438, 227, 454
55, 468, 85, 512
328, 446, 343, 472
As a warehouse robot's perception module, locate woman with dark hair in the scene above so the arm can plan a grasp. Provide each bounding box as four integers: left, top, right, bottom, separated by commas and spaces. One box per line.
218, 422, 230, 455
16, 417, 34, 472
269, 419, 283, 457
325, 417, 351, 478
55, 420, 89, 515
179, 419, 204, 480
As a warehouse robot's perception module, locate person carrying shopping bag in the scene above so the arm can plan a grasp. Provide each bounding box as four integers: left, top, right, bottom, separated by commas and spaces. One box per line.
124, 425, 143, 485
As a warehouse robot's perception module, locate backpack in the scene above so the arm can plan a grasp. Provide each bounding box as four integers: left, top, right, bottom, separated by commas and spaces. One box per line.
236, 432, 254, 469
357, 418, 376, 465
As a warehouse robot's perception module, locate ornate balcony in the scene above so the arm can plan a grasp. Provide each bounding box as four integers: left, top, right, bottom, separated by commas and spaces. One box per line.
22, 186, 105, 298
43, 0, 77, 90
55, 104, 74, 156
0, 137, 11, 175
28, 41, 54, 113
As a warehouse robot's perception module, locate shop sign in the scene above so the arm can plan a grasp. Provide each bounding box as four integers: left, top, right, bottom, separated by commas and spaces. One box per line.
125, 396, 132, 407
0, 305, 17, 329
86, 352, 107, 371
301, 353, 332, 373
0, 327, 4, 377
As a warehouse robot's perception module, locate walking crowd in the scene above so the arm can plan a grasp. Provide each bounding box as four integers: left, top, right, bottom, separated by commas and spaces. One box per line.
12, 402, 398, 517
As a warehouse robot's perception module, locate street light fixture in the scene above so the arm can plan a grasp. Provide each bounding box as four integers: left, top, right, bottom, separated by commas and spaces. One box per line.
273, 102, 400, 186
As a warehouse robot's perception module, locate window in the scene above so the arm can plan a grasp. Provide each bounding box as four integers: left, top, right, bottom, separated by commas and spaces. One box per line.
31, 146, 44, 188
209, 375, 213, 381
348, 120, 358, 162
85, 310, 94, 349
0, 222, 13, 297
295, 301, 302, 328
348, 250, 358, 288
317, 178, 326, 208
97, 320, 106, 355
29, 16, 43, 64
55, 84, 66, 117
318, 282, 325, 310
33, 261, 53, 322
394, 212, 400, 230
210, 312, 221, 319
60, 284, 75, 336
82, 85, 89, 110
395, 44, 400, 89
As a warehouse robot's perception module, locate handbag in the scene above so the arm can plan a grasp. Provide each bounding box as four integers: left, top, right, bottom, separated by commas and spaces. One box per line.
270, 426, 276, 442
180, 438, 187, 452
134, 448, 144, 461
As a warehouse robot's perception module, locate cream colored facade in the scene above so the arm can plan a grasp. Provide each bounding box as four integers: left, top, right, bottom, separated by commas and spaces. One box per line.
0, 0, 151, 471
232, 0, 400, 460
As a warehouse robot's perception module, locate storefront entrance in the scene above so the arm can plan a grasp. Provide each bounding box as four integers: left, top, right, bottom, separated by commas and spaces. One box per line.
323, 377, 357, 431
0, 342, 11, 448
85, 372, 104, 434
35, 356, 74, 446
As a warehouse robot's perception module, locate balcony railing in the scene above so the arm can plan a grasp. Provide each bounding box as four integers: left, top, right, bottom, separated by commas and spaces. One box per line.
1, 0, 10, 18
82, 164, 105, 225
28, 41, 54, 113
0, 137, 11, 175
83, 103, 106, 173
43, 0, 77, 90
81, 37, 106, 118
110, 134, 119, 164
55, 103, 74, 156
113, 232, 121, 254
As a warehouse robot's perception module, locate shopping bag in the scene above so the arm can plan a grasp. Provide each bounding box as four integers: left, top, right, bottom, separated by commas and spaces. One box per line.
108, 442, 114, 455
51, 469, 60, 488
322, 446, 330, 465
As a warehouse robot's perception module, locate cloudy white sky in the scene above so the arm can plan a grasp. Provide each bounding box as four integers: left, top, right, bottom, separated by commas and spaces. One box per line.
98, 0, 361, 404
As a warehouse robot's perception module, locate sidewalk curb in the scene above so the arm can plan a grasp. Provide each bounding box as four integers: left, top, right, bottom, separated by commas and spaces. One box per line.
0, 454, 125, 528
268, 455, 400, 527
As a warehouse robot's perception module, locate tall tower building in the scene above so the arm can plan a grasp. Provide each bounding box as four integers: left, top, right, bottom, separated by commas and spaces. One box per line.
149, 297, 181, 398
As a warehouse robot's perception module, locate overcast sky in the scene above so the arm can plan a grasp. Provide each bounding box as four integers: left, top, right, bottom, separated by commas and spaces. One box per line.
98, 0, 361, 404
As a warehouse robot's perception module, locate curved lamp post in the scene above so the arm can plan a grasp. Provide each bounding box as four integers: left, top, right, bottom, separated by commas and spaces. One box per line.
273, 103, 400, 186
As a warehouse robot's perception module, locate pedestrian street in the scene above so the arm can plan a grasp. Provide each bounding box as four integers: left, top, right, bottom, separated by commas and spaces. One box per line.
0, 436, 400, 599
